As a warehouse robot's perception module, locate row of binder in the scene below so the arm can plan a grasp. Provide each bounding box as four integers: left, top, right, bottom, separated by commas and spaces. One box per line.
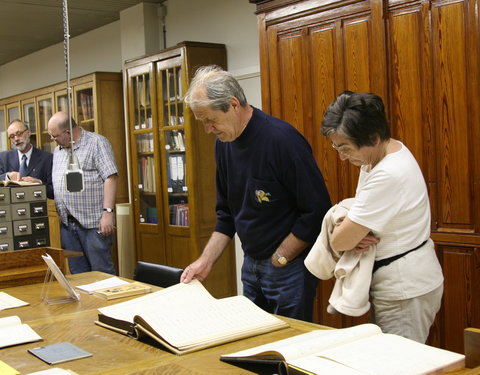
167, 154, 186, 194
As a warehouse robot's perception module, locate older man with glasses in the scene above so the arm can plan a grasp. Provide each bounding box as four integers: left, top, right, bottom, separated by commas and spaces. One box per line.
0, 119, 53, 198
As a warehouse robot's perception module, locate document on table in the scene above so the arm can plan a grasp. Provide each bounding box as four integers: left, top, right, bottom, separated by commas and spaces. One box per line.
0, 292, 29, 310
75, 276, 129, 294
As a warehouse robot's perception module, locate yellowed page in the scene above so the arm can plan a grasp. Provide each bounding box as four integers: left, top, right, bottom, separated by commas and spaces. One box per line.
222, 324, 380, 362
98, 279, 287, 351
313, 333, 465, 375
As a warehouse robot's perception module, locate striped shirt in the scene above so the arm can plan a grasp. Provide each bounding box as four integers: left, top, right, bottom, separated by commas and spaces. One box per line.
52, 128, 118, 228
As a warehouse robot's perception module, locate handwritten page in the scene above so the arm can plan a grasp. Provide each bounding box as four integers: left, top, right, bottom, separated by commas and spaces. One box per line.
0, 292, 29, 310
75, 277, 129, 294
0, 316, 42, 348
99, 280, 287, 350
314, 333, 465, 375
223, 324, 380, 362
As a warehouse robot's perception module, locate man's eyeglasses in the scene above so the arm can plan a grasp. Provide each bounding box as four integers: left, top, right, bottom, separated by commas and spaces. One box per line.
331, 143, 355, 156
8, 129, 28, 140
48, 130, 68, 140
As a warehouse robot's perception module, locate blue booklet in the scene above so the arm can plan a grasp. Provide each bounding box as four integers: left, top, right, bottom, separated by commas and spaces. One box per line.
28, 342, 92, 364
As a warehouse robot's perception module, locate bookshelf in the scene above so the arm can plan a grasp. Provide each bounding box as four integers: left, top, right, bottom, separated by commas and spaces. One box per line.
125, 42, 236, 298
0, 72, 127, 266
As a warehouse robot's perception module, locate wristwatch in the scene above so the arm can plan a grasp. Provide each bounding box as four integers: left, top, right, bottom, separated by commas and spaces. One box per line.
103, 208, 114, 213
274, 251, 288, 265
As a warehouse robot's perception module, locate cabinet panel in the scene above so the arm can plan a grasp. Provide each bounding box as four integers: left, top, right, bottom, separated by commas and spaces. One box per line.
436, 245, 480, 353
432, 2, 472, 231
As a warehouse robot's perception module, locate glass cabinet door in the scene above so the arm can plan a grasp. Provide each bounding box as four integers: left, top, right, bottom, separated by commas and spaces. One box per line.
37, 95, 54, 152
75, 86, 94, 132
55, 91, 69, 113
132, 72, 157, 225
7, 104, 19, 124
22, 101, 36, 146
159, 64, 188, 227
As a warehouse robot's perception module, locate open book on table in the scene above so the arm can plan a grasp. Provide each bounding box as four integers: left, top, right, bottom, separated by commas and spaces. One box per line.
221, 323, 465, 375
0, 315, 42, 348
96, 279, 289, 355
0, 180, 41, 186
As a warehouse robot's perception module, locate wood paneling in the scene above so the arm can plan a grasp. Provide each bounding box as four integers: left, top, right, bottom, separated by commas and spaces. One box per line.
255, 0, 480, 351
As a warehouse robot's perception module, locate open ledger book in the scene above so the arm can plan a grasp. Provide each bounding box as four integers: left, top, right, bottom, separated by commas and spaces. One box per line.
96, 279, 289, 355
221, 323, 465, 375
0, 315, 42, 348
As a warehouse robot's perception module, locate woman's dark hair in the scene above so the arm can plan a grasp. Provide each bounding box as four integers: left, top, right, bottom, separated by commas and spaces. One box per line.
321, 91, 390, 147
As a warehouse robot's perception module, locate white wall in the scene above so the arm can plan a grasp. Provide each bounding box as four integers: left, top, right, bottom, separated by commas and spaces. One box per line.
0, 21, 122, 99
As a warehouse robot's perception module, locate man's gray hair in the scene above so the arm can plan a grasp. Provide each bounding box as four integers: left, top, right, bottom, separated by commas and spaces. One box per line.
184, 65, 248, 112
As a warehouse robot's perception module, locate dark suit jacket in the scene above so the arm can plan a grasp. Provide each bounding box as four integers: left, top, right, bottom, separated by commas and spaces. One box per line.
0, 147, 54, 198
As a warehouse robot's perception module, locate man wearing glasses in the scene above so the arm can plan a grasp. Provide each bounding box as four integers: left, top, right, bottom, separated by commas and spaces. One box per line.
0, 119, 53, 198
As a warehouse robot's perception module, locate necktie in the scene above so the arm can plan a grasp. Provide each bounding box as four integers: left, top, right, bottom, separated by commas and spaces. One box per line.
19, 154, 27, 176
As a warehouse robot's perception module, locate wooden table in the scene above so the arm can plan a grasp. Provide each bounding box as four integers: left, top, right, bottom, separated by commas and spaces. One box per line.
1, 272, 479, 375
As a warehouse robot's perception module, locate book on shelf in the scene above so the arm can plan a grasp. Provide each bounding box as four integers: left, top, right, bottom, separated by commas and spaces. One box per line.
95, 279, 288, 355
93, 282, 152, 300
0, 315, 42, 349
220, 323, 466, 375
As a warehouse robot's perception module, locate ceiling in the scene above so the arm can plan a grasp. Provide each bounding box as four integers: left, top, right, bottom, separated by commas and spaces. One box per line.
0, 0, 165, 67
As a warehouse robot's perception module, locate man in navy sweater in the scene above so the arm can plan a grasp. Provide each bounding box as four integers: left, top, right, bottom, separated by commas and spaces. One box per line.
181, 65, 331, 321
0, 119, 53, 198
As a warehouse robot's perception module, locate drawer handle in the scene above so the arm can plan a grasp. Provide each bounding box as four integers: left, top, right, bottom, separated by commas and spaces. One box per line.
17, 208, 26, 216
0, 244, 9, 251
0, 193, 5, 200
18, 225, 28, 232
35, 222, 46, 230
33, 190, 43, 198
18, 241, 29, 248
0, 210, 6, 217
33, 207, 44, 214
0, 227, 7, 234
15, 192, 26, 199
36, 238, 47, 246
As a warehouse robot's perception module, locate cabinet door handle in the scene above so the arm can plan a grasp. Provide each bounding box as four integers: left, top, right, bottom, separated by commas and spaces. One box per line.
15, 192, 26, 199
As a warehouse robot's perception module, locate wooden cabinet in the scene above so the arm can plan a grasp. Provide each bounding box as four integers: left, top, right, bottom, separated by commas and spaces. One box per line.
253, 0, 480, 353
125, 41, 237, 298
0, 72, 128, 265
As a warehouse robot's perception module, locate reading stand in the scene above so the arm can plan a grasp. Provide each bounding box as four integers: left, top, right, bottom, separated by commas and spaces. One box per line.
41, 266, 77, 305
41, 253, 80, 305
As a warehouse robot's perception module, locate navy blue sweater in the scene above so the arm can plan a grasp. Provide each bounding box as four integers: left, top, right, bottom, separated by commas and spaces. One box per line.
214, 107, 331, 259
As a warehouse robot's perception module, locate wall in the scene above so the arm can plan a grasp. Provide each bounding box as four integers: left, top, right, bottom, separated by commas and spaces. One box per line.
0, 21, 122, 99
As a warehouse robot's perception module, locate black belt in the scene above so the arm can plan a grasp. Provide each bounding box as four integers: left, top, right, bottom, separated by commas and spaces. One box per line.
67, 215, 77, 223
373, 240, 428, 273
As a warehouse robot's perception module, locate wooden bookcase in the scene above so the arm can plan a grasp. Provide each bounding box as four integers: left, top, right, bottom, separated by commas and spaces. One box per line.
125, 42, 237, 298
0, 72, 128, 264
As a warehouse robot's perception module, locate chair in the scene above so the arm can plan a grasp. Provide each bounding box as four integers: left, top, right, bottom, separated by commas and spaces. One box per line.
133, 261, 184, 288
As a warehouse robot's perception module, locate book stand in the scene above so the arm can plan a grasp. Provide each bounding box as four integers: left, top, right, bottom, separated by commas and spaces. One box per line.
40, 253, 80, 305
41, 267, 77, 305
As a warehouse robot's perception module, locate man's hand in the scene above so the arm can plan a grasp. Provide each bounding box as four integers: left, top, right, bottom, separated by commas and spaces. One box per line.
98, 211, 115, 236
181, 257, 213, 283
7, 172, 21, 181
354, 233, 380, 253
21, 176, 42, 184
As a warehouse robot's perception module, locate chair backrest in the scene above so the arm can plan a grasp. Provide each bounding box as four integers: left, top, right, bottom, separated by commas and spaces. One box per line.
133, 261, 184, 288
